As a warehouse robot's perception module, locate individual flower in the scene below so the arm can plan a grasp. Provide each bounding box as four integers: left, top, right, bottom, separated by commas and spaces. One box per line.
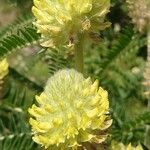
0, 58, 9, 98
28, 69, 112, 149
32, 0, 110, 48
110, 141, 143, 150
126, 0, 150, 32
0, 58, 9, 80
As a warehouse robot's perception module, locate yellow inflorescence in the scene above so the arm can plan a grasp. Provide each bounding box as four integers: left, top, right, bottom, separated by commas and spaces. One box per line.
29, 69, 112, 149
0, 58, 9, 80
110, 141, 143, 150
32, 0, 110, 48
127, 0, 150, 32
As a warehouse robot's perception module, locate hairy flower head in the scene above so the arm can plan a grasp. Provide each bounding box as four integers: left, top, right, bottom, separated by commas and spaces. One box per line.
0, 58, 9, 80
127, 0, 150, 32
110, 141, 143, 150
28, 69, 112, 149
32, 0, 110, 48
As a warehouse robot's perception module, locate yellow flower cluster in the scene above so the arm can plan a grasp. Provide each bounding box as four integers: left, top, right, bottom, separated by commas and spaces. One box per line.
110, 141, 143, 150
29, 69, 112, 149
0, 58, 9, 80
127, 0, 150, 32
32, 0, 110, 48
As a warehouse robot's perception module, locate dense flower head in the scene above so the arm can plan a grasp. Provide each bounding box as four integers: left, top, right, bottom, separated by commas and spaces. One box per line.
110, 141, 143, 150
127, 0, 150, 32
0, 58, 9, 80
32, 0, 110, 48
28, 69, 112, 149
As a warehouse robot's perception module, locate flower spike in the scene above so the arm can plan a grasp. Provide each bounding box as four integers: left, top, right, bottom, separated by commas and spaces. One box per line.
29, 69, 112, 149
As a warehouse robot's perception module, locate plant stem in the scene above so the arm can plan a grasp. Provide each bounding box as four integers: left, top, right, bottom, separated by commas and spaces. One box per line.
74, 34, 84, 73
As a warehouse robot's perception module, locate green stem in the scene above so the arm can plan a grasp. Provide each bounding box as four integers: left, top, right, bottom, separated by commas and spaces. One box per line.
74, 34, 84, 73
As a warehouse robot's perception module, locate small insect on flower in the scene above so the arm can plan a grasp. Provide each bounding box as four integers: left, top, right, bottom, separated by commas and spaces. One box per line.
28, 69, 112, 149
32, 0, 111, 49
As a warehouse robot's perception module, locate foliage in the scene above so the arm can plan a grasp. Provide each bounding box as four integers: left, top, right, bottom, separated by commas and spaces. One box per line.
0, 0, 149, 149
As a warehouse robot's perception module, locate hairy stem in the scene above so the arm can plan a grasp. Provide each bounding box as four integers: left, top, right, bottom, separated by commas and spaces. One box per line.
74, 34, 84, 73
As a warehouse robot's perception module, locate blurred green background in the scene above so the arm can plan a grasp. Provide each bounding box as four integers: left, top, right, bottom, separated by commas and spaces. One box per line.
0, 0, 150, 149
